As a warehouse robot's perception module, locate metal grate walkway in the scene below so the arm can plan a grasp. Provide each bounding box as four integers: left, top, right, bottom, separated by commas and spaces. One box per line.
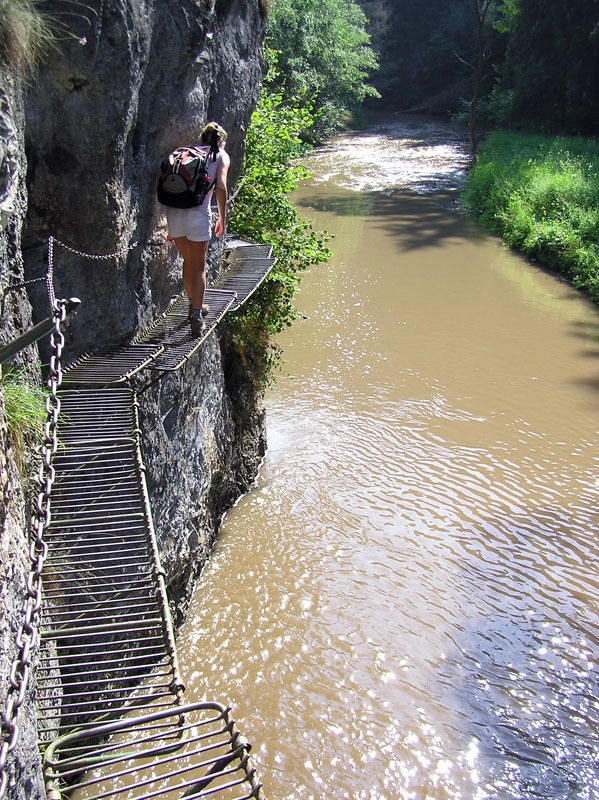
44, 702, 262, 800
133, 288, 237, 371
35, 240, 271, 799
38, 387, 264, 798
60, 239, 276, 383
37, 388, 184, 741
215, 246, 276, 312
61, 344, 165, 386
223, 239, 273, 260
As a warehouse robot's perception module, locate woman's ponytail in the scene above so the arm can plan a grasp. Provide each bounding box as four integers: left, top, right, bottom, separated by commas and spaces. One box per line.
201, 121, 227, 160
210, 128, 219, 160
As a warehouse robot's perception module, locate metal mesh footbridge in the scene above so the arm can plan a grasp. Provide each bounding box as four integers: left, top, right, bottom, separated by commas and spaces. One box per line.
1, 238, 276, 799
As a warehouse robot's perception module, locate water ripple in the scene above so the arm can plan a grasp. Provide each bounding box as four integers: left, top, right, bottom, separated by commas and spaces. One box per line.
303, 115, 471, 195
178, 386, 598, 799
177, 117, 599, 800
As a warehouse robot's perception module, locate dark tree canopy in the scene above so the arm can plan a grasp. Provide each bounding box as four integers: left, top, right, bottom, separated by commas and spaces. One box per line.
364, 0, 599, 135
497, 0, 599, 135
267, 0, 598, 139
357, 0, 481, 113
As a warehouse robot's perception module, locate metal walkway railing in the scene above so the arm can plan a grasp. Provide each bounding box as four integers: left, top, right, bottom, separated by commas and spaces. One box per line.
32, 239, 273, 799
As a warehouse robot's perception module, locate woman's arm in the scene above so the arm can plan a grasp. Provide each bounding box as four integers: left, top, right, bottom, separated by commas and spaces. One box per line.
214, 151, 230, 238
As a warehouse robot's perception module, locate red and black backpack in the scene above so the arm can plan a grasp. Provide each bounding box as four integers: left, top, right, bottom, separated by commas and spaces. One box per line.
157, 145, 216, 208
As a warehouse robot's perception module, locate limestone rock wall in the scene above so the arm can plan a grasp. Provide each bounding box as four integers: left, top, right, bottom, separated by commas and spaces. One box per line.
1, 1, 267, 795
24, 0, 266, 360
0, 72, 46, 800
22, 0, 268, 595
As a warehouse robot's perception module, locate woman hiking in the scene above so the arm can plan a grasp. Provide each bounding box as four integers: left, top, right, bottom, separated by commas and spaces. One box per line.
164, 121, 230, 336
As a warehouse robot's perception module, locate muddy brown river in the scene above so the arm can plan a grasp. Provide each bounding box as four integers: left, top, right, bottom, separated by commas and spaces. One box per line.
177, 117, 599, 799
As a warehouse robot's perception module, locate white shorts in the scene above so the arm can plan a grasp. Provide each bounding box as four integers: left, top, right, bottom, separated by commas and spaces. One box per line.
166, 206, 212, 242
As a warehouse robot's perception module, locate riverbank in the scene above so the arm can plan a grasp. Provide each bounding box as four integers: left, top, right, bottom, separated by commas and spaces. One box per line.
462, 131, 599, 304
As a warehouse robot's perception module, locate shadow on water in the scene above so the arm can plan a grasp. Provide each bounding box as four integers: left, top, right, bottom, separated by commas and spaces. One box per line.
451, 619, 598, 798
296, 188, 490, 251
571, 318, 599, 345
569, 318, 599, 392
298, 191, 377, 217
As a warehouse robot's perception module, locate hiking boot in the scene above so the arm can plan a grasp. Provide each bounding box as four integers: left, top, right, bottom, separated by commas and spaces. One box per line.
190, 313, 206, 337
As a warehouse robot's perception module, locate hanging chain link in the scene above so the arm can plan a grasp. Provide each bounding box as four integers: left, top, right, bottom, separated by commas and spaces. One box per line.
0, 299, 66, 800
3, 236, 164, 316
47, 236, 141, 310
46, 237, 57, 310
50, 235, 140, 262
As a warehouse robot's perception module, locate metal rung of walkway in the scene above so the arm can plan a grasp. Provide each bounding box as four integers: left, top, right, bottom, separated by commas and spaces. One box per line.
215, 259, 277, 312
38, 388, 183, 741
38, 386, 263, 798
224, 239, 273, 260
55, 389, 141, 443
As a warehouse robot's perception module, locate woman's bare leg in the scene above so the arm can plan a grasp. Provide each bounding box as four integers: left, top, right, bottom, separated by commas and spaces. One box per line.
173, 237, 209, 311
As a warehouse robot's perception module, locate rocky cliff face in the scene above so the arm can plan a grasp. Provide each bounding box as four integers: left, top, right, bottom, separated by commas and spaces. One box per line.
0, 70, 46, 800
1, 1, 267, 795
24, 0, 266, 358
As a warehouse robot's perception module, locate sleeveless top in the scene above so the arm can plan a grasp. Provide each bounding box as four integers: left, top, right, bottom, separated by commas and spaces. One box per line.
197, 147, 223, 213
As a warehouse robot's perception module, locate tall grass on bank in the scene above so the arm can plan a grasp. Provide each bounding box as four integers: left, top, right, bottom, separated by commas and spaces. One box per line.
463, 132, 599, 303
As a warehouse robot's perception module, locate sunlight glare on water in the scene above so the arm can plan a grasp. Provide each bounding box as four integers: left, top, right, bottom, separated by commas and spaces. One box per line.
177, 115, 599, 800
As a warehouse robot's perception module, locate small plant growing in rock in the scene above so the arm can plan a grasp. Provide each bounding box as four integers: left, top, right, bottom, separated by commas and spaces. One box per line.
1, 365, 46, 477
0, 0, 53, 75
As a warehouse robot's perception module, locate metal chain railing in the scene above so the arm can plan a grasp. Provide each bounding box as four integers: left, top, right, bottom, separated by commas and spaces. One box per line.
49, 235, 142, 263
0, 299, 67, 800
47, 236, 142, 309
2, 237, 145, 317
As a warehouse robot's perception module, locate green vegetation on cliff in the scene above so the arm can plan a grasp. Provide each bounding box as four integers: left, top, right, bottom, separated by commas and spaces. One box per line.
227, 53, 331, 387
463, 131, 599, 303
0, 0, 53, 74
0, 366, 45, 477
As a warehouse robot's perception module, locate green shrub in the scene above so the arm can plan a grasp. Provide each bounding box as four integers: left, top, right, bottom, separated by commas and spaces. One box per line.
227, 51, 331, 388
463, 131, 599, 302
265, 0, 379, 142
